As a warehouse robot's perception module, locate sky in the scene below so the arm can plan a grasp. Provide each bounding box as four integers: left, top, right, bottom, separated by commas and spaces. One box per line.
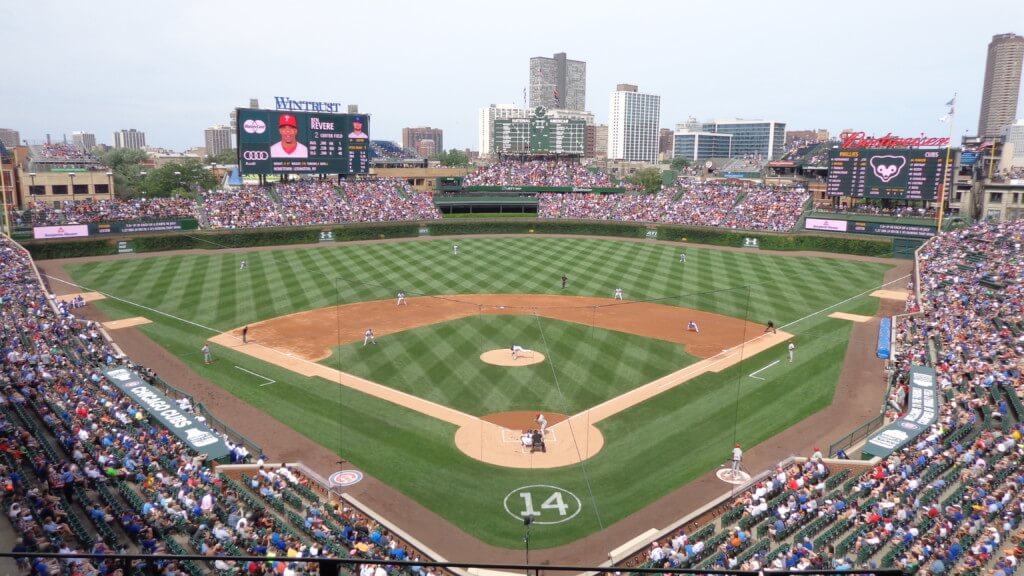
3, 0, 1023, 153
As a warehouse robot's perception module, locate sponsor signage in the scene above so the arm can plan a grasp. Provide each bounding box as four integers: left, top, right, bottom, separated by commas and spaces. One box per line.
805, 218, 935, 238
117, 240, 134, 254
91, 219, 198, 235
33, 224, 89, 239
274, 96, 343, 113
104, 368, 231, 461
840, 131, 950, 149
768, 161, 796, 167
862, 366, 936, 459
960, 151, 980, 166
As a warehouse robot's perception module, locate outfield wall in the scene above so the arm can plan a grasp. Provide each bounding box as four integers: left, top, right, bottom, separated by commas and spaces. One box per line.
19, 218, 894, 260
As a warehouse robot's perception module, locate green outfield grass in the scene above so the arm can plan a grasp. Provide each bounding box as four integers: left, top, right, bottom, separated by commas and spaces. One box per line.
322, 315, 695, 415
64, 237, 895, 548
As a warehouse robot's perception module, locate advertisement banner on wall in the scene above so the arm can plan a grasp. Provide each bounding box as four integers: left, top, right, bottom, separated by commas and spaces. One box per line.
104, 368, 232, 461
805, 218, 849, 232
33, 225, 89, 239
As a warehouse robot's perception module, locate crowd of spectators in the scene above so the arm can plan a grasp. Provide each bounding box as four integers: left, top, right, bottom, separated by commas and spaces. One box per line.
204, 180, 440, 229
813, 202, 937, 220
16, 199, 199, 227
34, 143, 97, 161
0, 236, 434, 574
463, 159, 616, 188
539, 181, 809, 231
632, 219, 1024, 573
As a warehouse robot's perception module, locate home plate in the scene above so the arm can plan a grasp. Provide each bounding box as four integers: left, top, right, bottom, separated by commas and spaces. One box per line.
717, 468, 750, 485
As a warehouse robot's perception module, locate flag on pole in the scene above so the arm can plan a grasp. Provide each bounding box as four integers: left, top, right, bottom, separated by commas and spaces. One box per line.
553, 88, 560, 107
523, 86, 527, 107
940, 94, 956, 123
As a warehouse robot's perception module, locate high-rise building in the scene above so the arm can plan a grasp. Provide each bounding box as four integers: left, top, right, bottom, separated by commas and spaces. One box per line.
608, 84, 661, 163
403, 127, 444, 155
71, 131, 96, 151
702, 119, 786, 159
673, 129, 733, 161
205, 124, 232, 158
659, 128, 674, 159
978, 33, 1024, 139
415, 139, 437, 158
529, 52, 586, 111
1003, 119, 1024, 166
478, 104, 531, 157
594, 124, 608, 159
0, 128, 20, 148
113, 129, 146, 150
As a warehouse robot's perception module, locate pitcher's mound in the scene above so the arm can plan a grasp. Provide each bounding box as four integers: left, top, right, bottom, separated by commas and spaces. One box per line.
480, 349, 545, 366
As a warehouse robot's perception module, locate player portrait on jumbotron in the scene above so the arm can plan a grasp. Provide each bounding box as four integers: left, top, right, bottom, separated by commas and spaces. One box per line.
270, 114, 309, 158
348, 116, 369, 139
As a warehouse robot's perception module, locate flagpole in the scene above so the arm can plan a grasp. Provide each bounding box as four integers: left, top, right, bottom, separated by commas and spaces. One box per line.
937, 93, 956, 233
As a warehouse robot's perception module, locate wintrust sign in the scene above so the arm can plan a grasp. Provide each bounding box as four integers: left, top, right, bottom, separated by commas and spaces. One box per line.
274, 96, 342, 113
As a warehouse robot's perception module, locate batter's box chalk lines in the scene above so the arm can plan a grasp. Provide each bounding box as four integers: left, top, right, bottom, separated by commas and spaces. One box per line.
235, 366, 276, 387
500, 428, 557, 443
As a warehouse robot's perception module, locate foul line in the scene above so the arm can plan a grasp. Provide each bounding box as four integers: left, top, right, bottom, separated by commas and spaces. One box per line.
235, 365, 276, 387
779, 274, 910, 331
749, 360, 780, 380
42, 275, 225, 335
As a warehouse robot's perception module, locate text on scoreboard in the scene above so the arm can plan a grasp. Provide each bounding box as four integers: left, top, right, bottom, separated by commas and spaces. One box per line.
826, 148, 951, 200
236, 108, 369, 175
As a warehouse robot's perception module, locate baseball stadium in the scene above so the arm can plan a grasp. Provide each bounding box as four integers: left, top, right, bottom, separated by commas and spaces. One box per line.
0, 134, 1020, 576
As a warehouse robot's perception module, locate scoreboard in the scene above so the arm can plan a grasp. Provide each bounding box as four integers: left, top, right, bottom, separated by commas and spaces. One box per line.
827, 148, 950, 200
236, 108, 370, 175
493, 106, 585, 155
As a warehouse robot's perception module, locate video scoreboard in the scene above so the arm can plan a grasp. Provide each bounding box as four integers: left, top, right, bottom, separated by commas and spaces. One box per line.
826, 148, 951, 200
493, 106, 585, 155
236, 108, 370, 175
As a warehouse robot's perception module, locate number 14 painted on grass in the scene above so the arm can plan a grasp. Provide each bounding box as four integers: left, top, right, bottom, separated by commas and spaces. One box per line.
519, 491, 570, 517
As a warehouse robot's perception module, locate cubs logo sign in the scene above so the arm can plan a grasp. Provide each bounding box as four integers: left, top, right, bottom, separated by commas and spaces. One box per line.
329, 470, 363, 487
869, 155, 907, 183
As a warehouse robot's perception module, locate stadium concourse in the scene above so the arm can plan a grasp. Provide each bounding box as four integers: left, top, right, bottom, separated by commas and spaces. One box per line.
2, 216, 1021, 573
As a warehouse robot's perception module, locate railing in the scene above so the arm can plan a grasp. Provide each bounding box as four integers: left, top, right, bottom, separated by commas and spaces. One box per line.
0, 551, 903, 576
828, 412, 885, 457
155, 375, 263, 457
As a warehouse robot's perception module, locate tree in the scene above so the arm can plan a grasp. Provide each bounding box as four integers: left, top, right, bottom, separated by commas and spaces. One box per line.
626, 167, 665, 193
670, 157, 692, 171
431, 149, 470, 167
99, 148, 149, 198
206, 148, 238, 166
139, 160, 217, 198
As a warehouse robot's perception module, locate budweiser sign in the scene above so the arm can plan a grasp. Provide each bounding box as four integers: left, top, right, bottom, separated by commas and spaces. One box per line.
841, 132, 950, 149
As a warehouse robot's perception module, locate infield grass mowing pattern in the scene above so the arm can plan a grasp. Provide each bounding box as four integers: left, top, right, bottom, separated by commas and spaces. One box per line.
323, 315, 695, 415
65, 238, 894, 548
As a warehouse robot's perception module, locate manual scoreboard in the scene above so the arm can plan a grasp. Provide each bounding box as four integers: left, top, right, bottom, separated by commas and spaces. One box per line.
493, 106, 585, 155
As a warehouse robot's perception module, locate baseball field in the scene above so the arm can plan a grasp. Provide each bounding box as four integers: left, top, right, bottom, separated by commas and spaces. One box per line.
56, 236, 894, 549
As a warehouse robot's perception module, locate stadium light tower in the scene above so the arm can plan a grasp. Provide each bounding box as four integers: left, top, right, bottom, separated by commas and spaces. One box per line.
106, 171, 114, 199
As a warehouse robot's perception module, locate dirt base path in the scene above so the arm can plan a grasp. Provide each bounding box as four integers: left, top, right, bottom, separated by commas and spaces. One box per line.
36, 241, 914, 566
211, 294, 785, 469
221, 294, 767, 362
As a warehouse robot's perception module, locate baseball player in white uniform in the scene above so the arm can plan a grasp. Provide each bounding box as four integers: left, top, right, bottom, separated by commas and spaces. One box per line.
731, 443, 743, 477
239, 259, 247, 270
396, 291, 407, 306
614, 287, 624, 300
536, 413, 548, 436
363, 328, 377, 346
452, 243, 459, 255
788, 342, 796, 363
511, 344, 525, 360
680, 252, 687, 263
687, 320, 700, 333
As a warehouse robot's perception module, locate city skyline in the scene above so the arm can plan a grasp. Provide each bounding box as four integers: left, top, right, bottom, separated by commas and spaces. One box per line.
2, 0, 1023, 153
